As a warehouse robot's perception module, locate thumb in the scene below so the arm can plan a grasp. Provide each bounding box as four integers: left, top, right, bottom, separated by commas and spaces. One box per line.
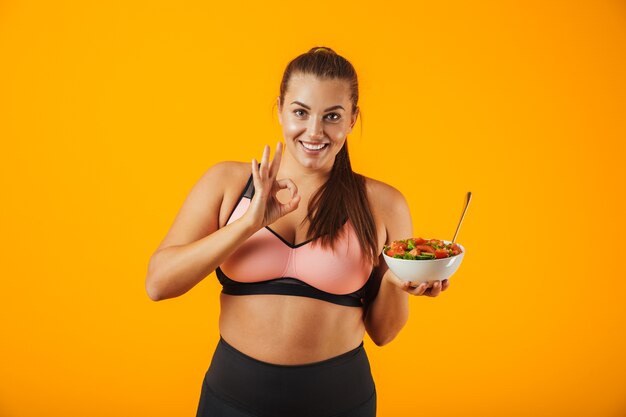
280, 193, 301, 215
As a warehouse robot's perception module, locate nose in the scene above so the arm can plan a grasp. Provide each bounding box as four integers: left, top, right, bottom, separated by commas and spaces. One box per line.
308, 118, 324, 140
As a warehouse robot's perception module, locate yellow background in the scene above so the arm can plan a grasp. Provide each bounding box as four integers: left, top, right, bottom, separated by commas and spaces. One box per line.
1, 0, 625, 416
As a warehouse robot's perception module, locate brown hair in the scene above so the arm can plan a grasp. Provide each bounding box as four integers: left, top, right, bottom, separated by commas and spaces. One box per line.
278, 47, 379, 270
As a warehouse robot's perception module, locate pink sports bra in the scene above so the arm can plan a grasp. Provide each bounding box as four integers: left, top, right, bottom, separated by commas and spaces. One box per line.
216, 173, 376, 307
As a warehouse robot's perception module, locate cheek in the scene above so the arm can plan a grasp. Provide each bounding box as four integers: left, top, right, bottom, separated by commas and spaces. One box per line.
282, 119, 303, 137
331, 130, 346, 142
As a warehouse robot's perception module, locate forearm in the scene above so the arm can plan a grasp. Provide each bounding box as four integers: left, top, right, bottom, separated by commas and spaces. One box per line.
146, 218, 257, 301
364, 271, 410, 346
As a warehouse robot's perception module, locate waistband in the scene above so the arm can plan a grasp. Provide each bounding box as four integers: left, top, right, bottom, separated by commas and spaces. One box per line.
204, 336, 375, 417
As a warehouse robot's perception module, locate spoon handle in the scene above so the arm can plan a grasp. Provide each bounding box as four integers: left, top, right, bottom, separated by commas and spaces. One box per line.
452, 192, 472, 243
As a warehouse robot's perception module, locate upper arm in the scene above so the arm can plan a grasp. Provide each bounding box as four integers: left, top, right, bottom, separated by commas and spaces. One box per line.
152, 161, 235, 255
362, 180, 413, 313
382, 185, 413, 245
376, 182, 413, 280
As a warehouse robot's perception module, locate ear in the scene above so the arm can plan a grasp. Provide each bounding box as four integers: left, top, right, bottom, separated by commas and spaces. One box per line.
277, 96, 283, 125
348, 106, 359, 132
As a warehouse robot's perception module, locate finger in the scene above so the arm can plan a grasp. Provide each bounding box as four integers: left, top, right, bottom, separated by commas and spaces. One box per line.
276, 178, 300, 215
428, 281, 442, 297
413, 280, 434, 289
269, 142, 283, 179
276, 178, 299, 199
441, 279, 450, 291
260, 145, 270, 179
251, 158, 259, 181
281, 193, 301, 214
405, 282, 428, 296
415, 283, 428, 296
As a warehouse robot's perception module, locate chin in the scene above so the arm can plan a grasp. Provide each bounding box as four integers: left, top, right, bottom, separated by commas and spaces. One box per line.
297, 158, 326, 170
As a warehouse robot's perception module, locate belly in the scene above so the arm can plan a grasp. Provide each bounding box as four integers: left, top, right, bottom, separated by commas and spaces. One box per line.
218, 293, 366, 365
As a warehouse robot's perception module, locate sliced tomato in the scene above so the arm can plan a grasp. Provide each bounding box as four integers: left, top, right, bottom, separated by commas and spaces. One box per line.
415, 244, 435, 254
429, 239, 444, 248
435, 249, 449, 259
386, 248, 405, 257
390, 241, 408, 251
449, 243, 461, 255
412, 237, 426, 245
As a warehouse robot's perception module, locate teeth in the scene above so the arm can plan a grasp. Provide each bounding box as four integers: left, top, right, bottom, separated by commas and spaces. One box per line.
301, 142, 327, 150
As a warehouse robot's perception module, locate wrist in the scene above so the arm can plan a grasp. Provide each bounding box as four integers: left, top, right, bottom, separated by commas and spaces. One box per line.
238, 215, 262, 236
382, 271, 410, 296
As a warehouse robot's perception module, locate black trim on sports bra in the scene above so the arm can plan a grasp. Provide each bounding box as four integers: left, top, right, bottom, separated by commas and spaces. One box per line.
264, 226, 317, 249
243, 171, 255, 199
216, 266, 373, 307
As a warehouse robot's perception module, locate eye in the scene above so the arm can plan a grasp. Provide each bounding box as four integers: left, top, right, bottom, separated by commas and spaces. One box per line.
293, 109, 307, 117
325, 113, 341, 121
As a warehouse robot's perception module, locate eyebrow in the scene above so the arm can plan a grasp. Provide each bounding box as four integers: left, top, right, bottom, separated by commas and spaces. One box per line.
290, 101, 345, 112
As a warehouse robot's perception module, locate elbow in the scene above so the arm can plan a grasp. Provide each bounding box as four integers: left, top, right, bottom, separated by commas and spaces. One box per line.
146, 282, 162, 301
371, 336, 387, 347
145, 274, 163, 301
145, 253, 165, 301
366, 315, 408, 347
371, 332, 398, 347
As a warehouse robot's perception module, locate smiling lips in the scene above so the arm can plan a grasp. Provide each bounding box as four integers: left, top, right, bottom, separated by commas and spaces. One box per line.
300, 141, 329, 152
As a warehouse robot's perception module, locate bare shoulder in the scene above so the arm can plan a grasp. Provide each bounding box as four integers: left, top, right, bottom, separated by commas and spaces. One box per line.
202, 160, 250, 184
152, 161, 250, 254
201, 160, 251, 223
362, 176, 408, 212
362, 175, 412, 243
192, 160, 250, 203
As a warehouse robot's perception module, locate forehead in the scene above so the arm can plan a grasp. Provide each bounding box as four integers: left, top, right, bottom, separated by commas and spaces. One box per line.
285, 73, 352, 106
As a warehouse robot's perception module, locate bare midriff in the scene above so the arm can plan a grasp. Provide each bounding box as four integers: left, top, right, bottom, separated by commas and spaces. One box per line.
218, 292, 366, 365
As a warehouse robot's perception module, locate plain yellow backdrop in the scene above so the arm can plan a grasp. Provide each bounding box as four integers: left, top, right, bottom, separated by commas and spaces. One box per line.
1, 0, 625, 416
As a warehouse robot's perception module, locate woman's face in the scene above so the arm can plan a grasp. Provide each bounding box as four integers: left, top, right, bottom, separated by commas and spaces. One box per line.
278, 73, 358, 171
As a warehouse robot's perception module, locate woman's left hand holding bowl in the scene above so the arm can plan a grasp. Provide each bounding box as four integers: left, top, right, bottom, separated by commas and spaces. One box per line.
387, 275, 451, 297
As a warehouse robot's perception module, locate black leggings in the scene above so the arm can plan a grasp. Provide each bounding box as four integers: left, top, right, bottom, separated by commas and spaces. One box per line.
196, 336, 377, 417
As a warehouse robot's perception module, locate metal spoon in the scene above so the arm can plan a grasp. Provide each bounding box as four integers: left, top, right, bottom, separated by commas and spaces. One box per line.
452, 192, 472, 243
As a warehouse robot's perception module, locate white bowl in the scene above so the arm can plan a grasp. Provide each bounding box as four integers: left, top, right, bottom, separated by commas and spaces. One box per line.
382, 241, 465, 284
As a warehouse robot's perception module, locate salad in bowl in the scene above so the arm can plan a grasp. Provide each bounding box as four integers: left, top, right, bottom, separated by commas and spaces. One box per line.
382, 237, 465, 283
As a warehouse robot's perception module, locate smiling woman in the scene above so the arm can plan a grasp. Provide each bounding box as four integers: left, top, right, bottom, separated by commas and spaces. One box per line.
275, 51, 378, 269
146, 46, 449, 417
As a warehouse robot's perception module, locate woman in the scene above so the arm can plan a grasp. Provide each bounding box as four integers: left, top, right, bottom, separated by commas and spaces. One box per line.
145, 46, 450, 417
